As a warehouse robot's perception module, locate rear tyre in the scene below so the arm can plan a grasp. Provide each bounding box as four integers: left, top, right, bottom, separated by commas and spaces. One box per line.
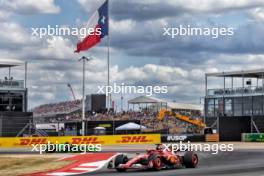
183, 151, 198, 168
115, 154, 128, 172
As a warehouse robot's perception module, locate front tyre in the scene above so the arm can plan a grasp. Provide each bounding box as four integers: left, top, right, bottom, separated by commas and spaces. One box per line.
147, 154, 162, 171
115, 154, 128, 172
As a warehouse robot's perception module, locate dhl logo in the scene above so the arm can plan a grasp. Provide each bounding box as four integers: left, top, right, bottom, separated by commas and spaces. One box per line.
117, 135, 153, 143
18, 138, 47, 145
71, 137, 104, 144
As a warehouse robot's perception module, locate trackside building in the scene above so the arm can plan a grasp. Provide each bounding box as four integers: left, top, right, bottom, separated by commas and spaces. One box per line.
0, 60, 32, 137
204, 69, 264, 140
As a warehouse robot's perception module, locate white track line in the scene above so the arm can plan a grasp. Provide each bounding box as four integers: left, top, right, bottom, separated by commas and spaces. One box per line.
79, 160, 108, 167
46, 172, 79, 176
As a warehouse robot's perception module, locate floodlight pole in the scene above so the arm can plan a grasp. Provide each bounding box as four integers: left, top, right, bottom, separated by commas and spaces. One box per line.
79, 56, 90, 136
107, 0, 111, 112
25, 62, 28, 112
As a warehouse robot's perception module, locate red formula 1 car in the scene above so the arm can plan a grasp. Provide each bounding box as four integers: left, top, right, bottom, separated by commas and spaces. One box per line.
112, 145, 198, 172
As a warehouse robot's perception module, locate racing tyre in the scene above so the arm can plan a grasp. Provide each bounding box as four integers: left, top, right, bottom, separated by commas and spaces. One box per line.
115, 154, 128, 172
183, 151, 198, 168
153, 157, 162, 171
148, 154, 162, 171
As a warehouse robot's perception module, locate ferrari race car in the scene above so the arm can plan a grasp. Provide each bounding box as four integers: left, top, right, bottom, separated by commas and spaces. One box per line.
111, 147, 198, 172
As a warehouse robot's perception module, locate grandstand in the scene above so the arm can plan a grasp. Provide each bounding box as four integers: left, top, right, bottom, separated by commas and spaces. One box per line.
33, 95, 202, 136
148, 101, 202, 116
33, 99, 82, 117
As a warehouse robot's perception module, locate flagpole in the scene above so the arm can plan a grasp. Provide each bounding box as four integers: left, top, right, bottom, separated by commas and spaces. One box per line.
107, 0, 114, 134
75, 0, 108, 135
107, 0, 111, 112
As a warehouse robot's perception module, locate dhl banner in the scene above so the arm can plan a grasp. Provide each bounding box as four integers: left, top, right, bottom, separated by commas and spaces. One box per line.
0, 134, 160, 148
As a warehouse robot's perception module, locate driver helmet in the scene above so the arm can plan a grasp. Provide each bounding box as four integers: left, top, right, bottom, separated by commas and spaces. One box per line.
155, 143, 163, 150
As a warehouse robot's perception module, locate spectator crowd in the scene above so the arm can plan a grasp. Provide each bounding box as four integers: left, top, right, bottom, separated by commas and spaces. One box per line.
34, 100, 203, 134
33, 99, 81, 116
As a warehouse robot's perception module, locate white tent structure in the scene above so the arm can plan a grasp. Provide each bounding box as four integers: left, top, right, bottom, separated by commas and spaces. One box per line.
93, 126, 106, 135
167, 102, 202, 111
115, 122, 146, 131
128, 95, 167, 111
0, 58, 24, 68
94, 127, 106, 130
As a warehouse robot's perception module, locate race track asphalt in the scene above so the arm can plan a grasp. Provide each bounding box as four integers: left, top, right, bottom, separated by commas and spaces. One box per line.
1, 144, 263, 176
87, 150, 264, 176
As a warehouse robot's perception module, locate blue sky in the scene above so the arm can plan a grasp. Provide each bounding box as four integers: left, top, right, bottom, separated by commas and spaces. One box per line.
1, 0, 264, 110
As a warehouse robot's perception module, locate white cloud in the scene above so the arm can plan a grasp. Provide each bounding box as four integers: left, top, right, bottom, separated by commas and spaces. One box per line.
116, 64, 189, 84
78, 0, 105, 13
110, 19, 136, 34
117, 66, 148, 81
0, 21, 36, 46
249, 8, 264, 22
0, 10, 11, 20
0, 0, 60, 15
78, 0, 264, 14
1, 0, 264, 108
37, 36, 75, 59
137, 0, 264, 13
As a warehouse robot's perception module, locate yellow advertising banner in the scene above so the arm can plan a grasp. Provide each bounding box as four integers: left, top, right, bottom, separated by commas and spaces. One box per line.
0, 134, 161, 148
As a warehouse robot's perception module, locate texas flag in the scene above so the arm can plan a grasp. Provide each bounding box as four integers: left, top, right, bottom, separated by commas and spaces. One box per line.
74, 0, 108, 53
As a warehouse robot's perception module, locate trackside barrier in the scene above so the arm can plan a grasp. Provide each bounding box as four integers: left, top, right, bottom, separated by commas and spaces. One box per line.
0, 134, 160, 148
205, 134, 219, 142
242, 133, 264, 142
